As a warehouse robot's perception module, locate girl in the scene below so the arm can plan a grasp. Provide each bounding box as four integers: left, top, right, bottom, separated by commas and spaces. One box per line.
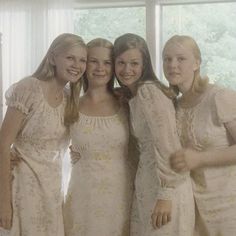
164, 35, 236, 236
114, 33, 194, 236
0, 33, 87, 236
64, 38, 135, 236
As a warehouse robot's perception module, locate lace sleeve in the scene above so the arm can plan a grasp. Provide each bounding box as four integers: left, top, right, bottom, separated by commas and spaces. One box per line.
137, 82, 188, 200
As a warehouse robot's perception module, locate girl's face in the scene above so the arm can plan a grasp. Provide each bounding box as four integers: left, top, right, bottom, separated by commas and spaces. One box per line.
86, 47, 113, 88
115, 48, 143, 90
52, 45, 87, 84
163, 42, 200, 93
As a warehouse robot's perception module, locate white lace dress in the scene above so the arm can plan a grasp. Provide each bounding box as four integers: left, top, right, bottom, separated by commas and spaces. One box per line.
64, 107, 135, 236
176, 84, 236, 236
0, 77, 69, 236
129, 82, 195, 236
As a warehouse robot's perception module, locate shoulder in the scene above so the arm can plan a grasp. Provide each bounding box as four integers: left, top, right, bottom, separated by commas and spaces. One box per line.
208, 84, 236, 123
137, 81, 170, 101
16, 76, 39, 88
207, 84, 236, 103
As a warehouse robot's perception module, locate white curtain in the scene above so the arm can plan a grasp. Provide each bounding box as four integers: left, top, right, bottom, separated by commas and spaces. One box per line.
0, 0, 74, 116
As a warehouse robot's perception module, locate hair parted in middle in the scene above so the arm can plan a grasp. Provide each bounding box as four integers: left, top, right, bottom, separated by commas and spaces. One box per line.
83, 38, 115, 94
113, 33, 175, 99
162, 34, 208, 97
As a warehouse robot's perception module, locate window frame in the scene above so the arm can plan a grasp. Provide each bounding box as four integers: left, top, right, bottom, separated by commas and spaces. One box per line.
147, 0, 236, 79
73, 0, 235, 79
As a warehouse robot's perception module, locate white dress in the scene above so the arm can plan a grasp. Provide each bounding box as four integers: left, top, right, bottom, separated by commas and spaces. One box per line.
64, 106, 136, 236
129, 82, 195, 236
176, 84, 236, 236
0, 77, 69, 236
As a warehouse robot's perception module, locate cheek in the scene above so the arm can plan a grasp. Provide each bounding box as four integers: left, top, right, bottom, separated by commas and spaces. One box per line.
82, 63, 87, 72
137, 67, 143, 77
115, 66, 122, 77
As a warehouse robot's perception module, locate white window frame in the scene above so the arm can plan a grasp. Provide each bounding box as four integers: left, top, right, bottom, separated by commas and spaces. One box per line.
146, 0, 236, 78
73, 0, 235, 79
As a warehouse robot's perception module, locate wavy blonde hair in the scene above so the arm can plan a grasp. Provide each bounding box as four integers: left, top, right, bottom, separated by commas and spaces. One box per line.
32, 33, 87, 126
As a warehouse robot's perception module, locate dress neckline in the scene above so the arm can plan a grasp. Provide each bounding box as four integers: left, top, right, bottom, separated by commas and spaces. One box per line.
79, 106, 122, 119
35, 78, 65, 109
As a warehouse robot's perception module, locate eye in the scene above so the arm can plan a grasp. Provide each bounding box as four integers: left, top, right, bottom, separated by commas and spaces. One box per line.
178, 57, 186, 62
116, 60, 125, 65
67, 56, 74, 60
130, 61, 139, 66
88, 59, 97, 64
164, 57, 171, 62
80, 58, 87, 63
105, 61, 112, 65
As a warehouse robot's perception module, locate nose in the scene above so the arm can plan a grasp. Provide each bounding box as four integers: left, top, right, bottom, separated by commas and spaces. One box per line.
169, 58, 178, 67
96, 62, 105, 71
123, 63, 132, 72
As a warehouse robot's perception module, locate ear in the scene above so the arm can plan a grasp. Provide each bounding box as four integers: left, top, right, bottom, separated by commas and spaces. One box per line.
48, 52, 56, 66
193, 59, 200, 71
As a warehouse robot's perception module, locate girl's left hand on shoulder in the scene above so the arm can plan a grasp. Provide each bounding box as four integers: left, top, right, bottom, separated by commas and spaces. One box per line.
170, 149, 202, 172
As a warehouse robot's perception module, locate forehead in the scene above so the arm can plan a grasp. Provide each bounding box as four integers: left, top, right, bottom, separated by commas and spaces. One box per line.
60, 44, 87, 55
118, 48, 142, 59
88, 46, 112, 58
163, 41, 193, 56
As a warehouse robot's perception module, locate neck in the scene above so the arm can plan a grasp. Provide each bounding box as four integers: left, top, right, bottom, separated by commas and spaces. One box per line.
50, 77, 66, 91
85, 86, 112, 102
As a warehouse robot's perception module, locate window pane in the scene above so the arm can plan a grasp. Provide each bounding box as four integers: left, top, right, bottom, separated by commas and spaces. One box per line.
160, 2, 236, 89
74, 7, 146, 43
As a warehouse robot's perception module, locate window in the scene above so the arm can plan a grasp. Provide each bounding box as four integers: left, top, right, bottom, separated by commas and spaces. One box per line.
156, 1, 236, 88
74, 6, 146, 43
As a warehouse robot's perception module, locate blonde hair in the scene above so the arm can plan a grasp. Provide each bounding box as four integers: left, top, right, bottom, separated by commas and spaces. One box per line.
113, 33, 175, 99
32, 33, 87, 126
83, 38, 115, 93
162, 35, 208, 97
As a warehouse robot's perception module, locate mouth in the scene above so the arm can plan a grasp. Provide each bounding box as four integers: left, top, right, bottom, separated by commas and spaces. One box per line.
169, 72, 180, 77
68, 70, 80, 77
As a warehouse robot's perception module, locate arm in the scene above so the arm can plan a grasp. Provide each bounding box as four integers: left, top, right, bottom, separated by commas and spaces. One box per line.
0, 107, 26, 229
137, 83, 185, 228
171, 119, 236, 172
171, 87, 236, 173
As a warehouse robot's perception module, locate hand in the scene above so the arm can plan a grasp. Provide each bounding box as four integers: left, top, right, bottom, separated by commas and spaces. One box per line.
0, 193, 12, 230
10, 153, 21, 171
151, 199, 172, 229
69, 146, 81, 165
170, 149, 201, 172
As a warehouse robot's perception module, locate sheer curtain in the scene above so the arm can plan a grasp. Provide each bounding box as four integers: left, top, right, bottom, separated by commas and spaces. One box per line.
0, 0, 74, 194
0, 0, 74, 117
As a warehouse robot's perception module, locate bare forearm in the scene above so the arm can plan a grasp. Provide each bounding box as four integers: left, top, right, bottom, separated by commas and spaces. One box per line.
200, 145, 236, 168
0, 149, 11, 196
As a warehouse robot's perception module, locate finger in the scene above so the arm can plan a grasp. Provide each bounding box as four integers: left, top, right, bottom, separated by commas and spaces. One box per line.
167, 213, 172, 222
5, 219, 12, 230
171, 161, 186, 172
151, 213, 158, 229
162, 213, 168, 225
157, 213, 163, 228
170, 149, 184, 159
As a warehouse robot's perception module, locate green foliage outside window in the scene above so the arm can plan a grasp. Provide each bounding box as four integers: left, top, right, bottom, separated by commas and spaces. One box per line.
162, 3, 236, 89
74, 7, 146, 43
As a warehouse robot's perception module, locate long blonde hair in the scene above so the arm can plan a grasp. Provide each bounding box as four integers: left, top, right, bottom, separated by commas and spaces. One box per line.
162, 35, 208, 97
32, 33, 87, 126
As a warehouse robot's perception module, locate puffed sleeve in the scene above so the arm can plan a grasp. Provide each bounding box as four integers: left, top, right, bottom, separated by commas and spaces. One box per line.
5, 77, 35, 115
137, 82, 187, 200
214, 87, 236, 123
